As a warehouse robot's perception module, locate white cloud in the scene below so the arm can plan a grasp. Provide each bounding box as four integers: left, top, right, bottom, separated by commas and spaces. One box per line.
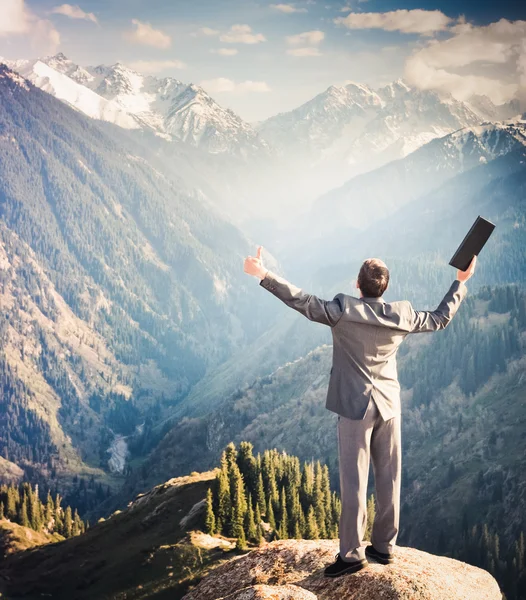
124, 19, 171, 48
128, 59, 186, 73
404, 18, 526, 105
0, 0, 60, 53
51, 4, 97, 23
200, 77, 271, 93
211, 48, 239, 56
287, 47, 322, 56
196, 26, 220, 36
220, 24, 266, 44
335, 9, 452, 35
286, 30, 325, 46
519, 39, 526, 109
271, 3, 308, 13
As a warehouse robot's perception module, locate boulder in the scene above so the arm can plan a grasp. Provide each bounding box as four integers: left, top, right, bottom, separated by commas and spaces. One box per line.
182, 540, 501, 600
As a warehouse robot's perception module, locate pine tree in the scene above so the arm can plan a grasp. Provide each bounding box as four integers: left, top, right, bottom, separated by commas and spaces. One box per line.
254, 503, 264, 544
305, 505, 319, 540
19, 497, 29, 528
365, 494, 376, 541
216, 462, 230, 534
238, 442, 257, 492
64, 506, 73, 538
205, 488, 216, 535
6, 487, 17, 520
313, 462, 327, 538
231, 470, 247, 542
267, 497, 276, 530
244, 494, 257, 542
278, 486, 288, 540
45, 491, 53, 530
255, 471, 266, 515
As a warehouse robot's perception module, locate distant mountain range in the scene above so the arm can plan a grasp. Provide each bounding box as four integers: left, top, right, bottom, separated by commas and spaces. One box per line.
256, 79, 520, 206
2, 54, 521, 224
2, 53, 269, 159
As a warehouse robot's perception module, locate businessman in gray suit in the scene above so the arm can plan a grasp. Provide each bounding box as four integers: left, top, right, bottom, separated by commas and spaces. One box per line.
244, 247, 477, 577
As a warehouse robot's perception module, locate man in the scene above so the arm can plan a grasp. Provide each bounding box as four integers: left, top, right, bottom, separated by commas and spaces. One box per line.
243, 247, 476, 577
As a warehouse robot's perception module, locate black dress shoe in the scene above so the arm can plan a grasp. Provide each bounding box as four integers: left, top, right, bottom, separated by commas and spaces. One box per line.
324, 553, 368, 577
365, 545, 394, 565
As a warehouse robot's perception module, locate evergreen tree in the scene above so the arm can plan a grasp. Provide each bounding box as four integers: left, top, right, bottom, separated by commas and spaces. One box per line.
244, 494, 257, 542
64, 506, 73, 538
205, 487, 216, 535
305, 506, 319, 540
365, 494, 376, 542
215, 460, 230, 534
267, 497, 276, 530
255, 471, 266, 515
278, 486, 288, 540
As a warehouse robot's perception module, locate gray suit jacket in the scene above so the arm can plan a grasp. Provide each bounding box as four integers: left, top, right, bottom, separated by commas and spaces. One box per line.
259, 271, 468, 420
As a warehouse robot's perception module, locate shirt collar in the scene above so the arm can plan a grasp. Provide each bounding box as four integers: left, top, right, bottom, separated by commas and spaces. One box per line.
361, 296, 385, 303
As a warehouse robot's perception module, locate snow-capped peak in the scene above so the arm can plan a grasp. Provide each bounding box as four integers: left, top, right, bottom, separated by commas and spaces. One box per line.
40, 53, 94, 85
0, 63, 30, 90
3, 54, 268, 158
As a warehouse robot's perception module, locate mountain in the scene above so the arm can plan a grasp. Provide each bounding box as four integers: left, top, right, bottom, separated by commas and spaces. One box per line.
0, 470, 226, 599
255, 81, 520, 215
0, 64, 277, 497
303, 120, 526, 241
259, 79, 519, 170
2, 54, 269, 159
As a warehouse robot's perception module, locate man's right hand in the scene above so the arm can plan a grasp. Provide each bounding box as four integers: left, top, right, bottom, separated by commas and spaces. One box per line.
456, 255, 477, 283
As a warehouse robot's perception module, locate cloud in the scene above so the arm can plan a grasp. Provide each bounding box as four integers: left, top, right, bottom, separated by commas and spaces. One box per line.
335, 9, 452, 35
128, 59, 186, 73
219, 24, 266, 44
211, 48, 239, 56
51, 4, 97, 23
271, 3, 308, 13
0, 0, 60, 53
286, 30, 325, 45
287, 47, 322, 56
519, 39, 526, 109
124, 19, 171, 48
404, 18, 526, 106
200, 77, 271, 93
195, 26, 220, 36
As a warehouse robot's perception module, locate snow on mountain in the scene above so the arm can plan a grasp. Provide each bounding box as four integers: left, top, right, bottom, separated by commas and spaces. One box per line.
258, 81, 383, 154
1, 53, 268, 158
466, 94, 521, 122
307, 119, 526, 235
259, 79, 484, 168
1, 56, 141, 130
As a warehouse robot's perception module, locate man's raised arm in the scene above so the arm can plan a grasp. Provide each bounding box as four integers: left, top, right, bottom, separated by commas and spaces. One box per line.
244, 246, 344, 327
405, 255, 476, 333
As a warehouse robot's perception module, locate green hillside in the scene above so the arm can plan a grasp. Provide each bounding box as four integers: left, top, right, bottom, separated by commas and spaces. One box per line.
0, 64, 276, 501
0, 471, 232, 600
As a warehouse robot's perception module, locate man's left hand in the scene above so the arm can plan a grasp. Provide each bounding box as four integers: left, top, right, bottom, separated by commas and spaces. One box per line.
244, 246, 268, 280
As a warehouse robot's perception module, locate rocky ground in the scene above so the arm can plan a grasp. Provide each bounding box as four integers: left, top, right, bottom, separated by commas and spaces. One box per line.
182, 539, 501, 600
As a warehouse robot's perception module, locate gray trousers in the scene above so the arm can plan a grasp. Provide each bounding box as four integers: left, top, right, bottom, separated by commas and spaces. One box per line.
337, 396, 402, 562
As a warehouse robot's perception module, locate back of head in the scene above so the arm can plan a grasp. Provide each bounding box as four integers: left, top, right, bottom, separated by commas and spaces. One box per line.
357, 258, 389, 298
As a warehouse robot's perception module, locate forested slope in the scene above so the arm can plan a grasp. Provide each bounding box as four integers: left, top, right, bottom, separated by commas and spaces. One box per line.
0, 65, 274, 497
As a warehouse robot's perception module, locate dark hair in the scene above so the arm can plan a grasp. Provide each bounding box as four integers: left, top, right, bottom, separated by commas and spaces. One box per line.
357, 258, 389, 298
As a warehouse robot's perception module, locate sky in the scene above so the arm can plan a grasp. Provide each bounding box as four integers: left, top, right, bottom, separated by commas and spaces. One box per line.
0, 0, 525, 122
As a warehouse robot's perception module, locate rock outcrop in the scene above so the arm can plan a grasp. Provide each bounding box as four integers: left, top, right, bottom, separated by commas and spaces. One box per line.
182, 540, 501, 600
